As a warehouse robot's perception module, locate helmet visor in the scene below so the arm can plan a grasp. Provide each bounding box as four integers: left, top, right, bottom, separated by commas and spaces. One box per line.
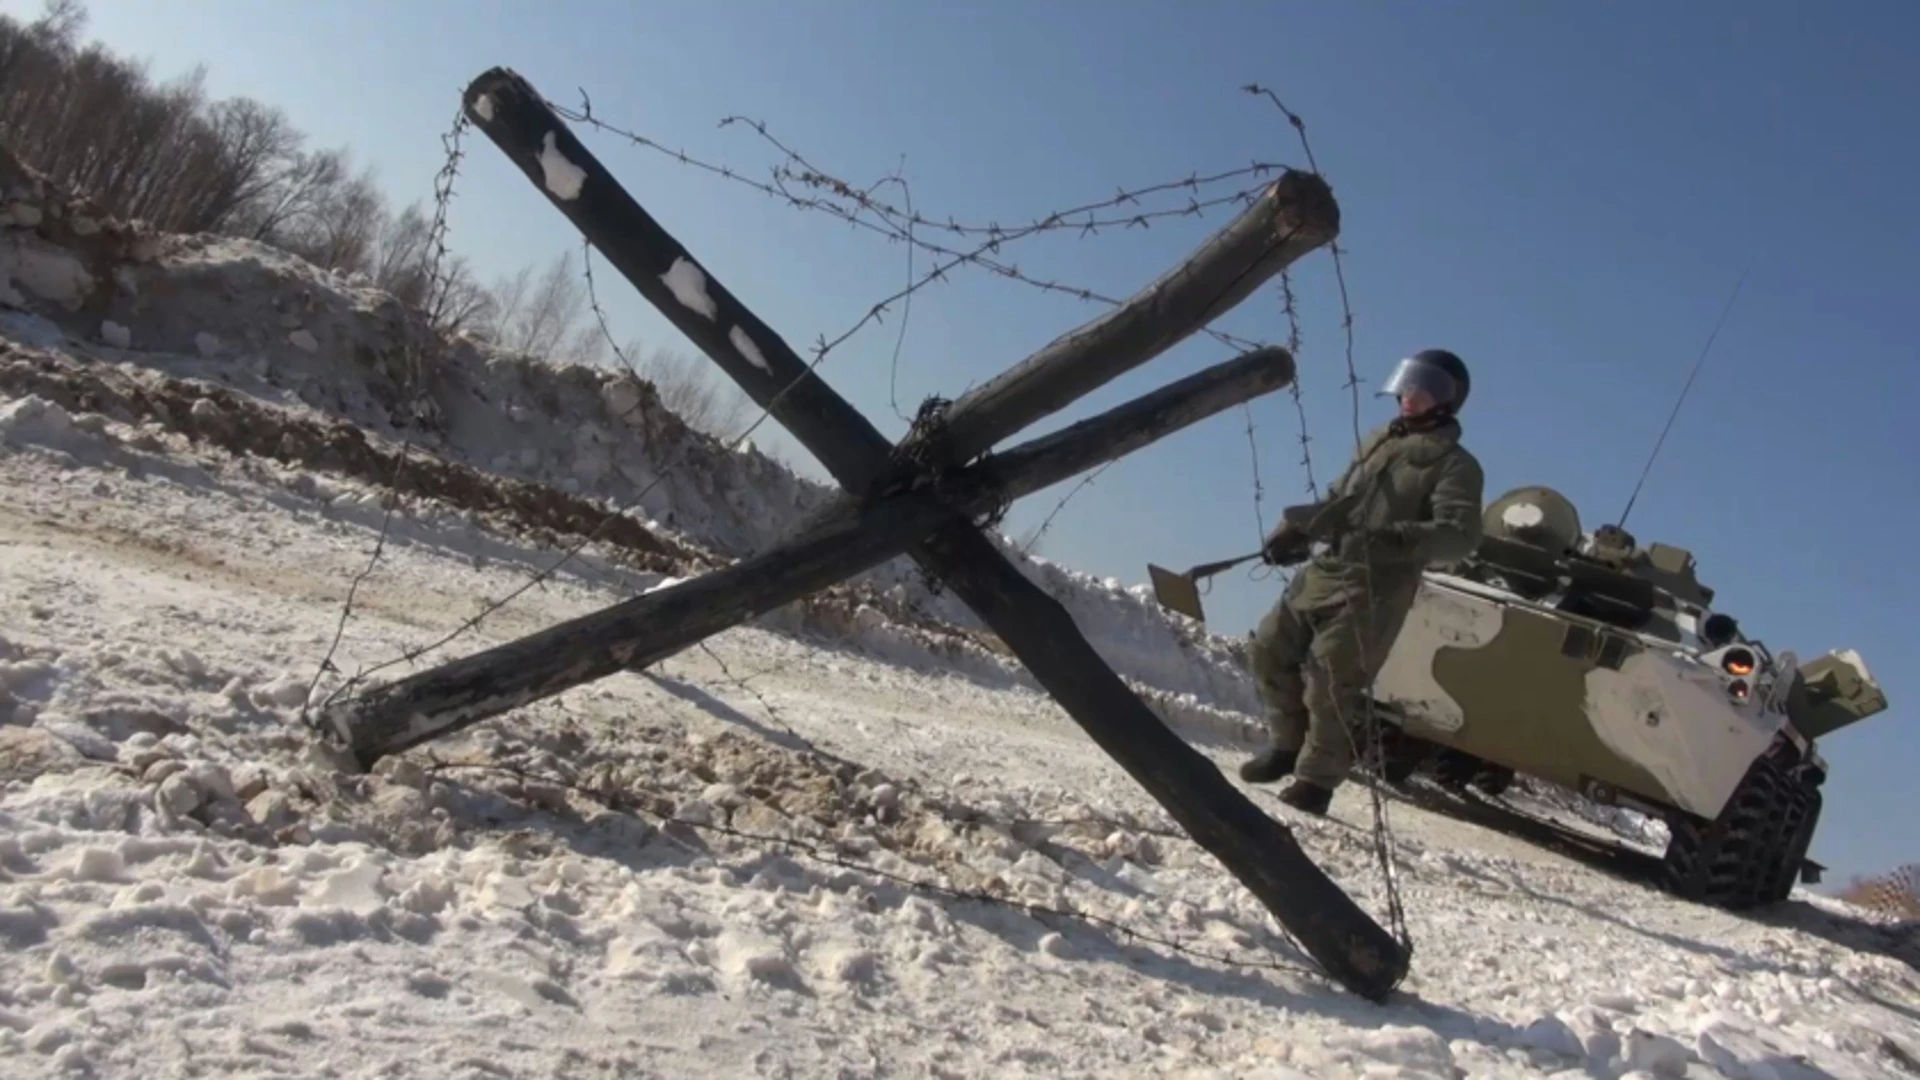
1379, 355, 1458, 405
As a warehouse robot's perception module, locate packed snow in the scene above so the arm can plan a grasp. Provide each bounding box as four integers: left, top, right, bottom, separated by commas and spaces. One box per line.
3, 144, 1918, 1079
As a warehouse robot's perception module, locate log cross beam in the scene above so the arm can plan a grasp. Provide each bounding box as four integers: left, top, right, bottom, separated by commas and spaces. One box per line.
316, 66, 1411, 1000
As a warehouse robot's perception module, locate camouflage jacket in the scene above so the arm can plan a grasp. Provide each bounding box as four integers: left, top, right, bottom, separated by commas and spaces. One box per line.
1307, 415, 1486, 577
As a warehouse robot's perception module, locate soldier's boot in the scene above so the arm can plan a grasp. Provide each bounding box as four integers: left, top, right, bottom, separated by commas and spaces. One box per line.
1238, 745, 1299, 784
1276, 778, 1334, 816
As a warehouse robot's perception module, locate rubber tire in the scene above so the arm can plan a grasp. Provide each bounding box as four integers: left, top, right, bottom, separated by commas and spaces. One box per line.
1761, 781, 1822, 905
1432, 749, 1481, 792
1470, 765, 1515, 797
1661, 746, 1818, 911
1376, 729, 1431, 785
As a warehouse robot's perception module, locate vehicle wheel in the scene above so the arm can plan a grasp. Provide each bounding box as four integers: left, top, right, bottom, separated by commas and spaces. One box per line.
1760, 777, 1822, 905
1431, 749, 1480, 792
1376, 728, 1431, 785
1661, 745, 1817, 910
1470, 765, 1514, 797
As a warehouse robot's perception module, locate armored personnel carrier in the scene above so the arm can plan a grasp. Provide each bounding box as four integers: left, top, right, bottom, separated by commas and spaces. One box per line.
1366, 485, 1888, 911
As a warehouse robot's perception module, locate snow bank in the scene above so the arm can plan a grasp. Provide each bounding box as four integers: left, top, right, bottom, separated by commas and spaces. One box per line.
0, 141, 1259, 729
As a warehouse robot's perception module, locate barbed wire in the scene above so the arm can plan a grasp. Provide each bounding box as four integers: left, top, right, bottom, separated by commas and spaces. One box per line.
300, 107, 472, 724
876, 163, 919, 426
553, 93, 1280, 359
309, 90, 1320, 702
1277, 269, 1321, 501
1247, 82, 1413, 960
565, 90, 1285, 241
1017, 461, 1115, 557
300, 78, 1413, 991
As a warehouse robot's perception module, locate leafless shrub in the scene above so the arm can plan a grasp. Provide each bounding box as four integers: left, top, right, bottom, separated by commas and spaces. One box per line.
0, 1, 777, 450
478, 249, 602, 367
620, 339, 753, 439
0, 0, 497, 337
1836, 863, 1920, 919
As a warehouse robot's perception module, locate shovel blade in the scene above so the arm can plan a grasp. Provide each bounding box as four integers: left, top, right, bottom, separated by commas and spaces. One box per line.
1148, 563, 1207, 623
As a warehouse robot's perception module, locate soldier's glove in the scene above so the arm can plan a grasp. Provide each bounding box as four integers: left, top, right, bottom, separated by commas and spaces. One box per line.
1261, 501, 1331, 566
1261, 524, 1311, 567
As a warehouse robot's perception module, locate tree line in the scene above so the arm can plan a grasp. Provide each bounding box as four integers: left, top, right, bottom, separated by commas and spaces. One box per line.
0, 0, 750, 437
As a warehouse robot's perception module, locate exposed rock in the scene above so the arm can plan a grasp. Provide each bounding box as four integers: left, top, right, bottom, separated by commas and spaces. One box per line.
0, 726, 85, 784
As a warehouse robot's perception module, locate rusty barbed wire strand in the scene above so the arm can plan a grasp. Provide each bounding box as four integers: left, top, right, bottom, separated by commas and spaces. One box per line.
302, 107, 473, 723
303, 80, 1398, 987
552, 93, 1281, 356
1277, 269, 1320, 501
315, 93, 1319, 700
1248, 82, 1413, 963
1017, 461, 1115, 557
560, 91, 1288, 240
876, 163, 919, 426
1242, 85, 1363, 450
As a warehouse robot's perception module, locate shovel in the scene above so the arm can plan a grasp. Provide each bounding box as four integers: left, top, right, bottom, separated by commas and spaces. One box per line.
1148, 493, 1362, 623
1148, 551, 1265, 623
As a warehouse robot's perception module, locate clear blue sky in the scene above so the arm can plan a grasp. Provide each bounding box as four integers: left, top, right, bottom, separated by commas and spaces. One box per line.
16, 0, 1915, 887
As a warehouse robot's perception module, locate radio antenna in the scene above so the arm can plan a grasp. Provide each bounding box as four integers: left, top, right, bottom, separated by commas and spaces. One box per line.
1617, 266, 1750, 529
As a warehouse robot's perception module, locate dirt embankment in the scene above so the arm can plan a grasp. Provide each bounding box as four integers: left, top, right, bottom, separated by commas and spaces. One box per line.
0, 340, 699, 572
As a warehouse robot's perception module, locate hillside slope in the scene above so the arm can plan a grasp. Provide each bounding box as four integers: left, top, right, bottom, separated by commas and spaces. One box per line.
1, 141, 1262, 736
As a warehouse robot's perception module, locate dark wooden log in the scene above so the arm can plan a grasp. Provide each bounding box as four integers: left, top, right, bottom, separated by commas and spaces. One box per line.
462, 68, 894, 496
920, 170, 1338, 466
923, 523, 1409, 999
314, 492, 953, 767
458, 66, 1408, 1000
989, 345, 1294, 500
460, 69, 1333, 491
321, 346, 1295, 765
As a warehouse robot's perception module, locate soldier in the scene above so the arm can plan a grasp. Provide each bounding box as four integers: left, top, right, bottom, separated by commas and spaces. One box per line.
1240, 348, 1485, 815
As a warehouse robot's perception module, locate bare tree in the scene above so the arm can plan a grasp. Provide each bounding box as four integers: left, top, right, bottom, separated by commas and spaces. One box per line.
267, 160, 382, 272
366, 201, 495, 336
480, 249, 603, 366
0, 1, 330, 239
621, 339, 752, 438
0, 0, 752, 441
226, 146, 347, 242
0, 0, 82, 92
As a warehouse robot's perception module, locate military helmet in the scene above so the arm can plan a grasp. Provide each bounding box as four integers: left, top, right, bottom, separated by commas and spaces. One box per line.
1380, 348, 1470, 413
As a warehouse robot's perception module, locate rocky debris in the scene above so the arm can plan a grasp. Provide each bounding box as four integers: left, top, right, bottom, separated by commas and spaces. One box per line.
0, 726, 87, 784
384, 722, 1181, 918
1, 143, 165, 320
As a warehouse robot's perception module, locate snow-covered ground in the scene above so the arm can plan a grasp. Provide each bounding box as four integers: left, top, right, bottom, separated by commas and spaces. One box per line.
5, 149, 1920, 1079
3, 363, 1919, 1078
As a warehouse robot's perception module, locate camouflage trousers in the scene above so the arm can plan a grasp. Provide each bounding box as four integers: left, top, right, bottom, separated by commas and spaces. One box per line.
1247, 562, 1421, 790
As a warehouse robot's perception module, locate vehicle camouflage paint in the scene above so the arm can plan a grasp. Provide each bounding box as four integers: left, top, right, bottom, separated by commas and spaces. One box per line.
1365, 485, 1889, 909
